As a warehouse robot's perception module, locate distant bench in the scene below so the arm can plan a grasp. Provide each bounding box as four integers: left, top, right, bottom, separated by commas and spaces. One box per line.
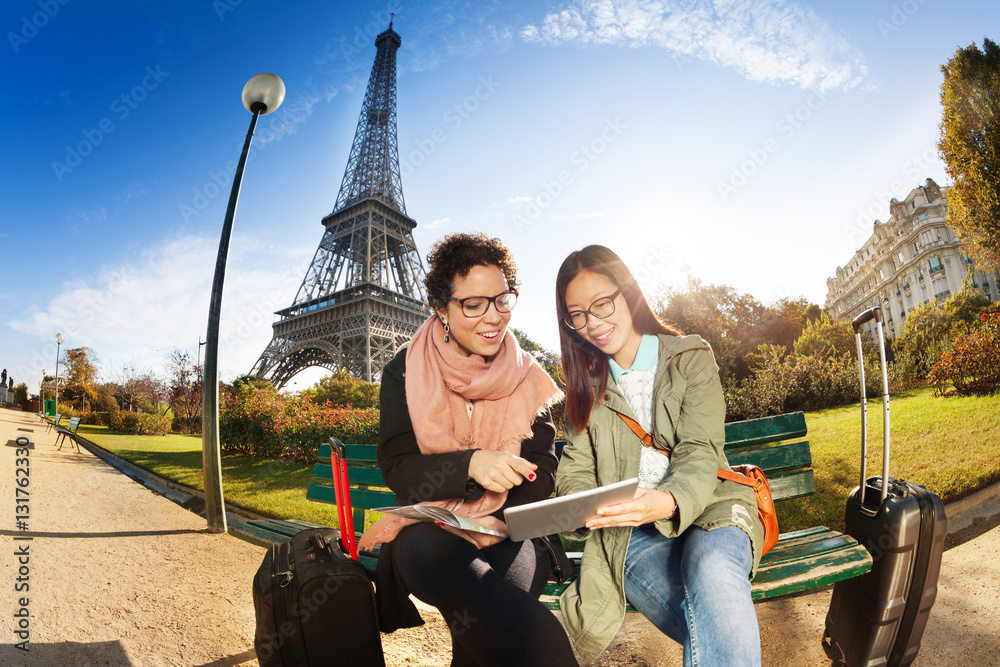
55, 416, 82, 452
230, 411, 873, 606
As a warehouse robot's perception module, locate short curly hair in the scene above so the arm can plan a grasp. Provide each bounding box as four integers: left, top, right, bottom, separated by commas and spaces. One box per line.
424, 232, 520, 312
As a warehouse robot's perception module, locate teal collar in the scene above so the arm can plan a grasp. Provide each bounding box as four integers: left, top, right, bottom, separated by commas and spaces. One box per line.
609, 334, 659, 382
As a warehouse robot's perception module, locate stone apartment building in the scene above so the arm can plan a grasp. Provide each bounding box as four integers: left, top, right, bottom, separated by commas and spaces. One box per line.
825, 178, 999, 340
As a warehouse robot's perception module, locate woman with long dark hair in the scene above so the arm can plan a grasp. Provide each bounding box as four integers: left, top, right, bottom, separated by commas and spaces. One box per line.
554, 244, 763, 666
358, 232, 577, 667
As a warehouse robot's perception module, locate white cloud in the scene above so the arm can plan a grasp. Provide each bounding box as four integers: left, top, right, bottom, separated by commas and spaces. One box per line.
256, 92, 323, 147
10, 233, 311, 382
521, 0, 867, 91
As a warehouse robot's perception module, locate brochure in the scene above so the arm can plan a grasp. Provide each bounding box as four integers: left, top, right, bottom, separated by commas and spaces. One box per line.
373, 504, 506, 537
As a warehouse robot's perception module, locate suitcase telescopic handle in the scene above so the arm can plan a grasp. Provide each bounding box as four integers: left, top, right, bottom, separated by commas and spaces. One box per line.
852, 306, 883, 333
854, 306, 891, 509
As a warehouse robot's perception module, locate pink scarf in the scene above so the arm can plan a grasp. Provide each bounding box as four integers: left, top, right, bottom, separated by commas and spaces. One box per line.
358, 315, 562, 549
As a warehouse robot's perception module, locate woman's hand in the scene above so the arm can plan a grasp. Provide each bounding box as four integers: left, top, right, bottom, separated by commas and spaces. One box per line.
468, 450, 538, 493
584, 488, 676, 529
436, 515, 509, 549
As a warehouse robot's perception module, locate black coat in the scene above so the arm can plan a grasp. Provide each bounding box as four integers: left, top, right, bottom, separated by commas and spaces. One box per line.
374, 346, 562, 631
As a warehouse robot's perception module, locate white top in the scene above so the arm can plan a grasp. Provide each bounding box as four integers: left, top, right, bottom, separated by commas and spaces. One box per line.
610, 335, 669, 489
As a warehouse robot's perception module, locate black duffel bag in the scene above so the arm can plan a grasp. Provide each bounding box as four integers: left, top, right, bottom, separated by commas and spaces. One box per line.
253, 527, 385, 666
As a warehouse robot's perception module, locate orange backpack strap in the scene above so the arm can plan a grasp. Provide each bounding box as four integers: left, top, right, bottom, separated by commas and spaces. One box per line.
612, 410, 654, 447
716, 468, 753, 487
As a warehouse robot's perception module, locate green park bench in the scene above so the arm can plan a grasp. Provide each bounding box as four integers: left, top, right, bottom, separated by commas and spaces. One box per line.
230, 411, 873, 607
55, 416, 82, 452
43, 413, 63, 433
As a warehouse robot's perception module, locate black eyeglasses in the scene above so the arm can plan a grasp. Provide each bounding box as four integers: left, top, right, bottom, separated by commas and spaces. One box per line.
443, 291, 518, 317
562, 289, 621, 330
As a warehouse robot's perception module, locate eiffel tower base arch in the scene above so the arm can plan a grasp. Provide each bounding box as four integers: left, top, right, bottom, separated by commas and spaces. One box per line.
251, 301, 424, 385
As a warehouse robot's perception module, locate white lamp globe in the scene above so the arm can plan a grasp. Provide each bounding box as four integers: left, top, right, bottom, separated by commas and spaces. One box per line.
241, 73, 286, 115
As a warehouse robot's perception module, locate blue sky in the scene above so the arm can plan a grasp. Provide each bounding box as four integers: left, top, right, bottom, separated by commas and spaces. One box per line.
2, 0, 996, 392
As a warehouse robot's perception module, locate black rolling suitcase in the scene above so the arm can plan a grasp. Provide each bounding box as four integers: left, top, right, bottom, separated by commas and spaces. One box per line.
824, 306, 946, 667
253, 441, 385, 666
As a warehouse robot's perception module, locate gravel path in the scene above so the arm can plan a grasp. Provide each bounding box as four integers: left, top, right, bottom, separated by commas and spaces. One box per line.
2, 409, 997, 666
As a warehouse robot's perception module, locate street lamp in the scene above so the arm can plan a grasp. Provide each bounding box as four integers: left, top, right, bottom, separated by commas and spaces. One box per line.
54, 333, 63, 416
202, 73, 285, 533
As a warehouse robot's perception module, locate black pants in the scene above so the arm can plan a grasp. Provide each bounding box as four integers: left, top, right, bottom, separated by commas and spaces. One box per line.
392, 523, 578, 667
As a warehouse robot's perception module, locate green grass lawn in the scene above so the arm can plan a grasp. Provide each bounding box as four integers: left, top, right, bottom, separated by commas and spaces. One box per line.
777, 386, 1000, 532
77, 426, 343, 528
79, 386, 1000, 534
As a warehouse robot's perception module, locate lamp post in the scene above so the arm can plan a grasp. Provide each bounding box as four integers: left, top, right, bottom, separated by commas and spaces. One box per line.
54, 333, 63, 416
202, 73, 285, 533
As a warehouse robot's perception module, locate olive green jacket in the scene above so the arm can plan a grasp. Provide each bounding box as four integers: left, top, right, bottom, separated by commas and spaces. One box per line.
555, 334, 763, 663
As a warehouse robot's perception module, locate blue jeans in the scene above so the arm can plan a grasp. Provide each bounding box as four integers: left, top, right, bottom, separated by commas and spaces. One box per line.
624, 523, 761, 667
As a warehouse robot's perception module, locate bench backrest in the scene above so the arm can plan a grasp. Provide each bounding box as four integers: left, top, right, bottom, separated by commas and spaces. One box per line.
67, 417, 81, 428
306, 411, 813, 534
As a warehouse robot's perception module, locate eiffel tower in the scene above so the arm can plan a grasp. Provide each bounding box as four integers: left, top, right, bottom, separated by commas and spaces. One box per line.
251, 20, 427, 384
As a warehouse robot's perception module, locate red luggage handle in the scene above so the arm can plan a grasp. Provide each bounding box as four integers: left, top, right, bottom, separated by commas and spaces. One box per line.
330, 438, 359, 561
852, 306, 891, 508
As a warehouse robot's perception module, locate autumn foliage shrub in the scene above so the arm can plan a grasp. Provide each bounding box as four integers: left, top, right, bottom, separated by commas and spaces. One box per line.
929, 307, 1000, 396
724, 348, 871, 421
220, 383, 379, 462
100, 410, 171, 436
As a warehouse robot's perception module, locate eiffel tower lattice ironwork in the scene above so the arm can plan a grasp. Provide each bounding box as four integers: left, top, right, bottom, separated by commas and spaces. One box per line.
251, 21, 427, 384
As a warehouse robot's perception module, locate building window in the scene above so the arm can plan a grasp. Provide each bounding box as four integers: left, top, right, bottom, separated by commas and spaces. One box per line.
928, 257, 942, 274
919, 213, 928, 221
918, 267, 925, 281
878, 269, 885, 280
913, 242, 920, 255
898, 251, 905, 264
922, 231, 935, 245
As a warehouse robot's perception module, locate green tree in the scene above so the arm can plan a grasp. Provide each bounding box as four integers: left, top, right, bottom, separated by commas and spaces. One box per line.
759, 297, 818, 351
512, 328, 563, 386
112, 364, 166, 413
793, 313, 856, 360
654, 278, 768, 381
166, 349, 202, 433
13, 383, 29, 411
302, 370, 379, 409
62, 347, 100, 410
938, 37, 1000, 270
895, 278, 991, 380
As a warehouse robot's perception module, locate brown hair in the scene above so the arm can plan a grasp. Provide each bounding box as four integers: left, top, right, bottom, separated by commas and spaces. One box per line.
424, 232, 519, 312
555, 245, 682, 431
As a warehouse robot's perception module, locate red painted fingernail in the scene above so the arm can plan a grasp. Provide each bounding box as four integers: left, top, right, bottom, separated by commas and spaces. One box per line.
434, 521, 446, 527
528, 473, 537, 481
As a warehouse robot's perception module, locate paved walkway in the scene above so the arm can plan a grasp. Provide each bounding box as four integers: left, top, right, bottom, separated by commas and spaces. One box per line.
2, 408, 998, 666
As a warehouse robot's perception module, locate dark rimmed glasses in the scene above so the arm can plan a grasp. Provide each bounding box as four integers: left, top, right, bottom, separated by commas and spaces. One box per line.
562, 289, 621, 330
443, 291, 518, 317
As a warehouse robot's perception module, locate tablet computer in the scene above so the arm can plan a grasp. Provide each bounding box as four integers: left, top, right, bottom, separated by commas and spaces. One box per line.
503, 478, 640, 542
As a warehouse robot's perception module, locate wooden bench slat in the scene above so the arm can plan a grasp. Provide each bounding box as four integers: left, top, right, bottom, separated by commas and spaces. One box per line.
750, 544, 872, 600
766, 469, 815, 501
318, 442, 379, 464
725, 440, 811, 474
307, 483, 395, 509
762, 531, 860, 565
538, 526, 872, 607
229, 521, 296, 548
312, 463, 386, 487
724, 412, 807, 449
